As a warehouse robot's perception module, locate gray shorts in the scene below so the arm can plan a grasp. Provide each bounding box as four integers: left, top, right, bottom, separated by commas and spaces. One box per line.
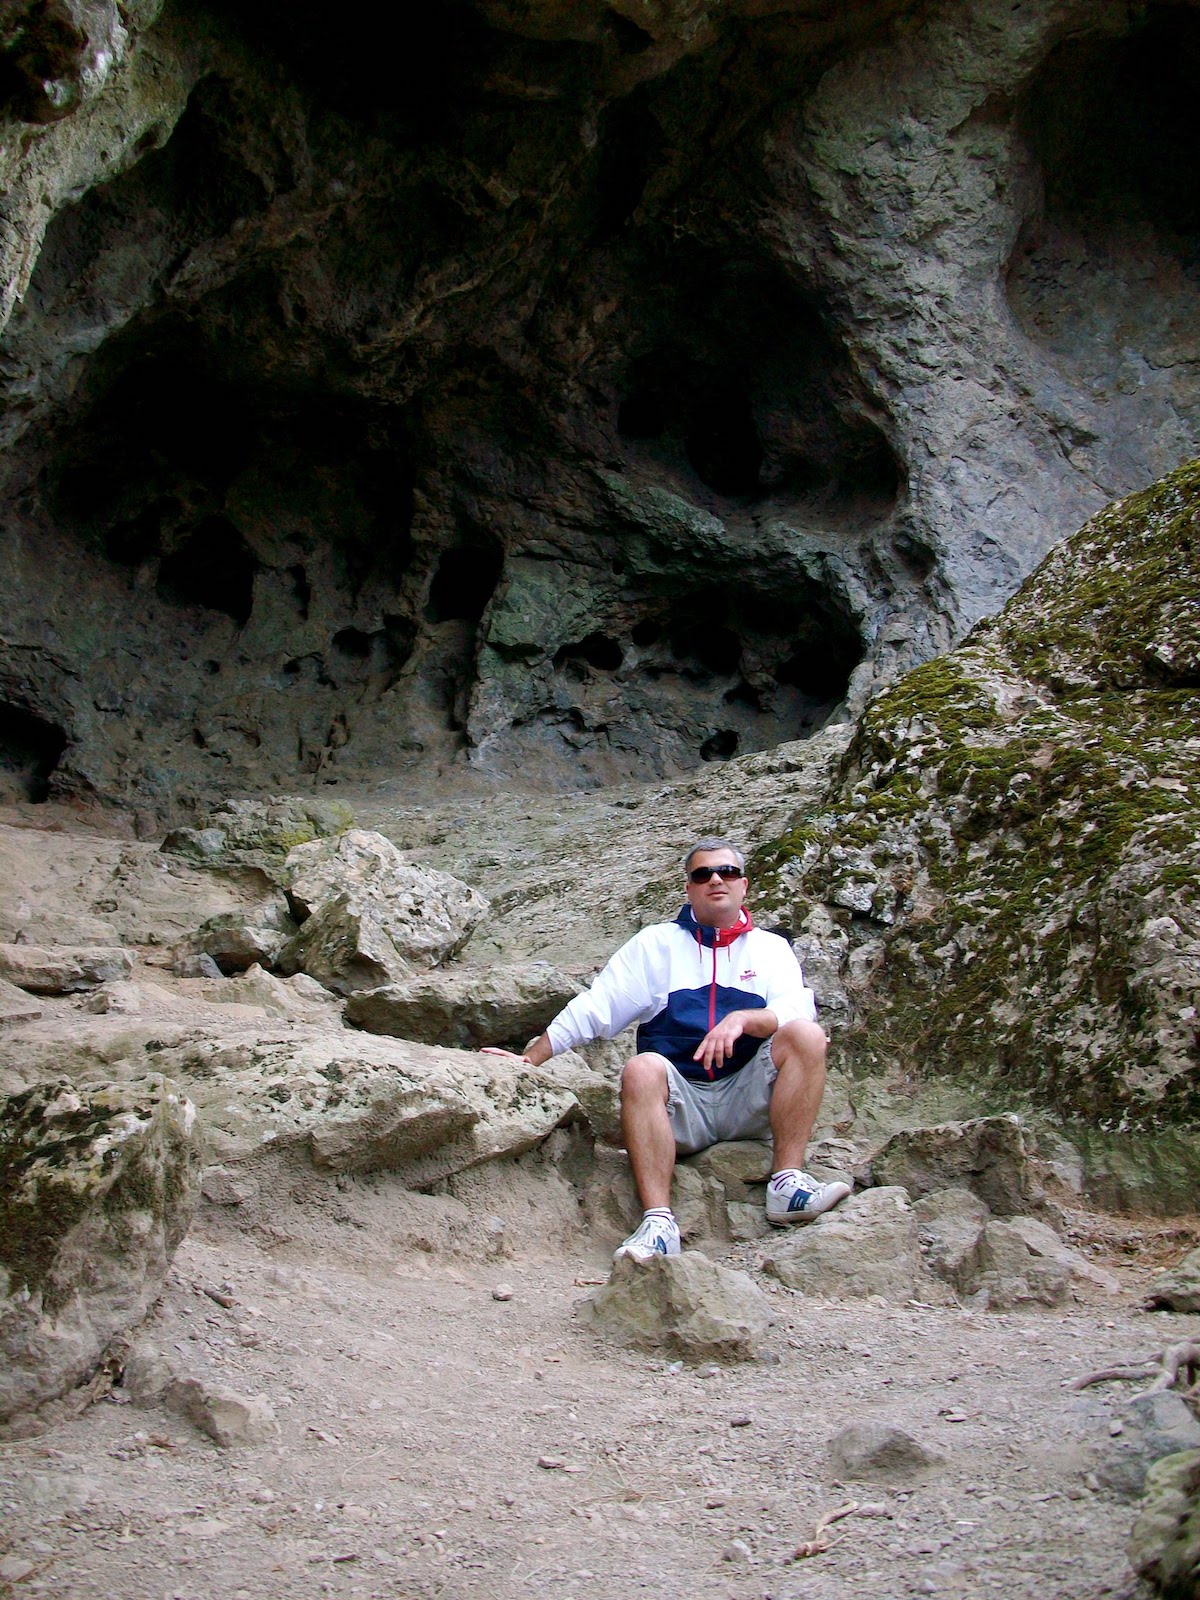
663, 1037, 778, 1156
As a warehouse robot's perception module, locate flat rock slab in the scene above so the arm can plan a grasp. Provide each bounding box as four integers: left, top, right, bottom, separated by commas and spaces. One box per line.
345, 962, 580, 1049
0, 944, 135, 994
0, 1074, 204, 1423
579, 1250, 774, 1362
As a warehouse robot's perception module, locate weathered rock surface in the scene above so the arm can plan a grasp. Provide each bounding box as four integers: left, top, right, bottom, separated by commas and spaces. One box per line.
0, 976, 42, 1023
162, 797, 353, 876
276, 831, 489, 994
1146, 1250, 1200, 1315
2, 0, 1198, 812
872, 1117, 1043, 1216
189, 907, 296, 975
1097, 1396, 1200, 1503
167, 1378, 280, 1449
1128, 1449, 1200, 1598
0, 942, 134, 994
755, 462, 1200, 1192
345, 963, 580, 1050
0, 1074, 203, 1422
827, 1422, 946, 1482
580, 1251, 774, 1362
762, 1187, 921, 1301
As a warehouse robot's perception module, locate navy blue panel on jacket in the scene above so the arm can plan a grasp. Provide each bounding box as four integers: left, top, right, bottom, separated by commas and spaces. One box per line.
638, 984, 767, 1079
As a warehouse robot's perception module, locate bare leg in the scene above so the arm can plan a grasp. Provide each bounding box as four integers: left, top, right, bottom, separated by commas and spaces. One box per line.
767, 1019, 828, 1171
619, 1053, 675, 1209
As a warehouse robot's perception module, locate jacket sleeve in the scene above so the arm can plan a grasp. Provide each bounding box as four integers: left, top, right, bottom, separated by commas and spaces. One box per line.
758, 934, 818, 1027
544, 931, 659, 1055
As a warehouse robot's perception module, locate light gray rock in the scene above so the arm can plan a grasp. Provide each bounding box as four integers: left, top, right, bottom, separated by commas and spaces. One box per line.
762, 1186, 921, 1301
1127, 1448, 1200, 1597
871, 1117, 1042, 1216
161, 797, 354, 875
167, 1377, 280, 1448
0, 912, 122, 946
1145, 1248, 1200, 1314
0, 943, 135, 994
344, 962, 580, 1050
212, 964, 341, 1024
283, 831, 488, 967
278, 893, 410, 995
912, 1187, 991, 1289
0, 976, 42, 1023
968, 1219, 1071, 1310
172, 951, 224, 979
199, 1165, 258, 1206
580, 1251, 774, 1362
0, 1074, 204, 1423
1097, 1395, 1200, 1503
828, 1422, 946, 1482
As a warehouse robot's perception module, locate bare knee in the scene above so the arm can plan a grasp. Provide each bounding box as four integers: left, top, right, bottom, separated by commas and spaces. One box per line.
773, 1018, 827, 1070
620, 1053, 671, 1104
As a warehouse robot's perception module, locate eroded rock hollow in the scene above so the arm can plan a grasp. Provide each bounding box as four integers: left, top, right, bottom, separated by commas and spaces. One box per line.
1, 0, 1198, 813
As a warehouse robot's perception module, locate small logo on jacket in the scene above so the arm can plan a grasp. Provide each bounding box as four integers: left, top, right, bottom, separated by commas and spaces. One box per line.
740, 969, 756, 981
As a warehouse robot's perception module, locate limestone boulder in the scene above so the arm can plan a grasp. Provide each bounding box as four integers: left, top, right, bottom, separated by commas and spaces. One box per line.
277, 831, 488, 993
0, 1075, 204, 1423
208, 965, 341, 1025
1145, 1249, 1200, 1314
762, 1187, 922, 1302
139, 1024, 598, 1184
1128, 1449, 1200, 1597
580, 1252, 774, 1362
872, 1117, 1042, 1216
0, 943, 135, 995
344, 962, 580, 1050
1099, 1396, 1200, 1503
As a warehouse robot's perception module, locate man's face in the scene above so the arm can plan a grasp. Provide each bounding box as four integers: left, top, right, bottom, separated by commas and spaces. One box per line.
684, 849, 748, 929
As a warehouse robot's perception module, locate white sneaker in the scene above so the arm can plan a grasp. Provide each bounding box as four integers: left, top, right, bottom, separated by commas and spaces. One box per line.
614, 1212, 682, 1262
765, 1169, 851, 1226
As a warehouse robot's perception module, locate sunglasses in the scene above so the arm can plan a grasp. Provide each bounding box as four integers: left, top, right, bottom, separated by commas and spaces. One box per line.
687, 864, 746, 883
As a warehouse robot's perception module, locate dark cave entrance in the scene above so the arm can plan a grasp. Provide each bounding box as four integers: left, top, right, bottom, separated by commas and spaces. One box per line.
0, 705, 67, 803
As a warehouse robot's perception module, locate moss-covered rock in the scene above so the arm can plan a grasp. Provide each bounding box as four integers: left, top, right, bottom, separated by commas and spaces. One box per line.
0, 1074, 204, 1422
751, 461, 1200, 1185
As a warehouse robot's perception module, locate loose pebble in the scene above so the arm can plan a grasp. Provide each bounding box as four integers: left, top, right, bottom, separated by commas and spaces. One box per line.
492, 1284, 515, 1302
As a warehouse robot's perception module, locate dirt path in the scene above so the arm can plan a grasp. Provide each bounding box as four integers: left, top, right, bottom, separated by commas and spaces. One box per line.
3, 1194, 1193, 1600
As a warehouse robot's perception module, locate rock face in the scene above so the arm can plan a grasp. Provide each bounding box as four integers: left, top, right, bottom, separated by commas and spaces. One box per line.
1, 0, 1198, 811
0, 1074, 204, 1422
754, 461, 1200, 1192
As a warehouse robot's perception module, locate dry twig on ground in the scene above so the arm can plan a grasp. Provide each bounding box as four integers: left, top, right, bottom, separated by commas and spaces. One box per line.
793, 1500, 859, 1559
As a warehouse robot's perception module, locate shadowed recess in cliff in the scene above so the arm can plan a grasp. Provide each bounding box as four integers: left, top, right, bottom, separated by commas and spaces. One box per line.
1008, 3, 1200, 387
0, 704, 67, 803
615, 253, 901, 514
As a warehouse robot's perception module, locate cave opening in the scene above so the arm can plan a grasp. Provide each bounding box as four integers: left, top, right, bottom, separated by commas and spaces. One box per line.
616, 257, 901, 513
157, 516, 257, 625
0, 704, 67, 803
554, 633, 625, 675
1008, 5, 1200, 379
426, 535, 504, 625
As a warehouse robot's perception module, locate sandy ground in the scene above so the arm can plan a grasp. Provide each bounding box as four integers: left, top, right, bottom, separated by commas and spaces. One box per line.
2, 1182, 1197, 1600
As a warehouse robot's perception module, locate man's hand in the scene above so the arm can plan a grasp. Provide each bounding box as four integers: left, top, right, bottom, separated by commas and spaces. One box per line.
480, 1032, 553, 1067
692, 1009, 778, 1075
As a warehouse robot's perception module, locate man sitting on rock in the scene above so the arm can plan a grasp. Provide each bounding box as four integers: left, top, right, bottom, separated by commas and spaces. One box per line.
489, 837, 850, 1261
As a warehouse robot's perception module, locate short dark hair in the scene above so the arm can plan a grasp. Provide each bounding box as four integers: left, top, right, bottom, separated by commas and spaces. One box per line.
683, 837, 745, 873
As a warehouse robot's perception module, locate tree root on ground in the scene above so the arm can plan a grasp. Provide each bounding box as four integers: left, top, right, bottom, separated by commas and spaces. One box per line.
793, 1501, 859, 1558
1069, 1340, 1200, 1401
